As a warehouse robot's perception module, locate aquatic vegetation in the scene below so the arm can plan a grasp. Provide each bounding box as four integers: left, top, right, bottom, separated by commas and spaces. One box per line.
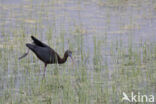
0, 0, 156, 103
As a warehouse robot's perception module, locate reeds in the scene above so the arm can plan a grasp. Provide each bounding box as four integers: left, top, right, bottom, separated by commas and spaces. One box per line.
0, 0, 156, 103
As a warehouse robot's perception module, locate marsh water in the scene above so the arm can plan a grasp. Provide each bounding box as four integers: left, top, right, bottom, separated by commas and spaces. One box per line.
0, 0, 156, 103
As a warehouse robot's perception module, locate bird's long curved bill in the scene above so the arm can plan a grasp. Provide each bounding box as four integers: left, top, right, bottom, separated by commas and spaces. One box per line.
70, 56, 75, 65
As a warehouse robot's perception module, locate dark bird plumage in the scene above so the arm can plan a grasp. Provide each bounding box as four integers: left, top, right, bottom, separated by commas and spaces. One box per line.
19, 36, 73, 77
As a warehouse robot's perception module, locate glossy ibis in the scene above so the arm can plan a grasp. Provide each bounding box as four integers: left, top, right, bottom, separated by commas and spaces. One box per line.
19, 36, 74, 77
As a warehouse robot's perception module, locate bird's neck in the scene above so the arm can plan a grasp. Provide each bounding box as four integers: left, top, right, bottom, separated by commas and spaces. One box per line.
58, 55, 68, 64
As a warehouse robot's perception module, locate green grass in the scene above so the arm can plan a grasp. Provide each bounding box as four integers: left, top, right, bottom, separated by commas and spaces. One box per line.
0, 0, 156, 104
0, 32, 155, 104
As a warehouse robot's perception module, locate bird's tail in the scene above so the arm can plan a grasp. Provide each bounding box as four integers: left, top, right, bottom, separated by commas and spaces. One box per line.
26, 43, 35, 50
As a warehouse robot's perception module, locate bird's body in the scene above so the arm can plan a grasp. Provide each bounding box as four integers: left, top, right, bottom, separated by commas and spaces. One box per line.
19, 36, 73, 77
26, 44, 58, 64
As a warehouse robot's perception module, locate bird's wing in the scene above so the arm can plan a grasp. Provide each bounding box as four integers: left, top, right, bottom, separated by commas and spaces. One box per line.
31, 36, 49, 47
34, 46, 58, 63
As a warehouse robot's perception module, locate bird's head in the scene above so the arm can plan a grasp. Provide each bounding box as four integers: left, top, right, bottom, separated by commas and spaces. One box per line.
65, 50, 74, 64
65, 50, 72, 57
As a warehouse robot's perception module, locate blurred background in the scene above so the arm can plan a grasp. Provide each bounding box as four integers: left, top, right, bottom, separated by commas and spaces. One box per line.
0, 0, 156, 103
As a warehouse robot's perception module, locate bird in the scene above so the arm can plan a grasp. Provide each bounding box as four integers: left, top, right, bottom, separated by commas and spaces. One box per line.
19, 36, 74, 77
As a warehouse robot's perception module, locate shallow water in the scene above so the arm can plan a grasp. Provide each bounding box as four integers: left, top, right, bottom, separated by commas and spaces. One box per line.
0, 0, 156, 103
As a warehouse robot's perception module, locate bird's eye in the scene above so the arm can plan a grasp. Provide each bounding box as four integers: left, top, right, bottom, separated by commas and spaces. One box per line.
68, 52, 72, 57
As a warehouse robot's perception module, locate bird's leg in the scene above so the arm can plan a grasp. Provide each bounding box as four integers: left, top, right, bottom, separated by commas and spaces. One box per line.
19, 48, 29, 60
43, 63, 47, 77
